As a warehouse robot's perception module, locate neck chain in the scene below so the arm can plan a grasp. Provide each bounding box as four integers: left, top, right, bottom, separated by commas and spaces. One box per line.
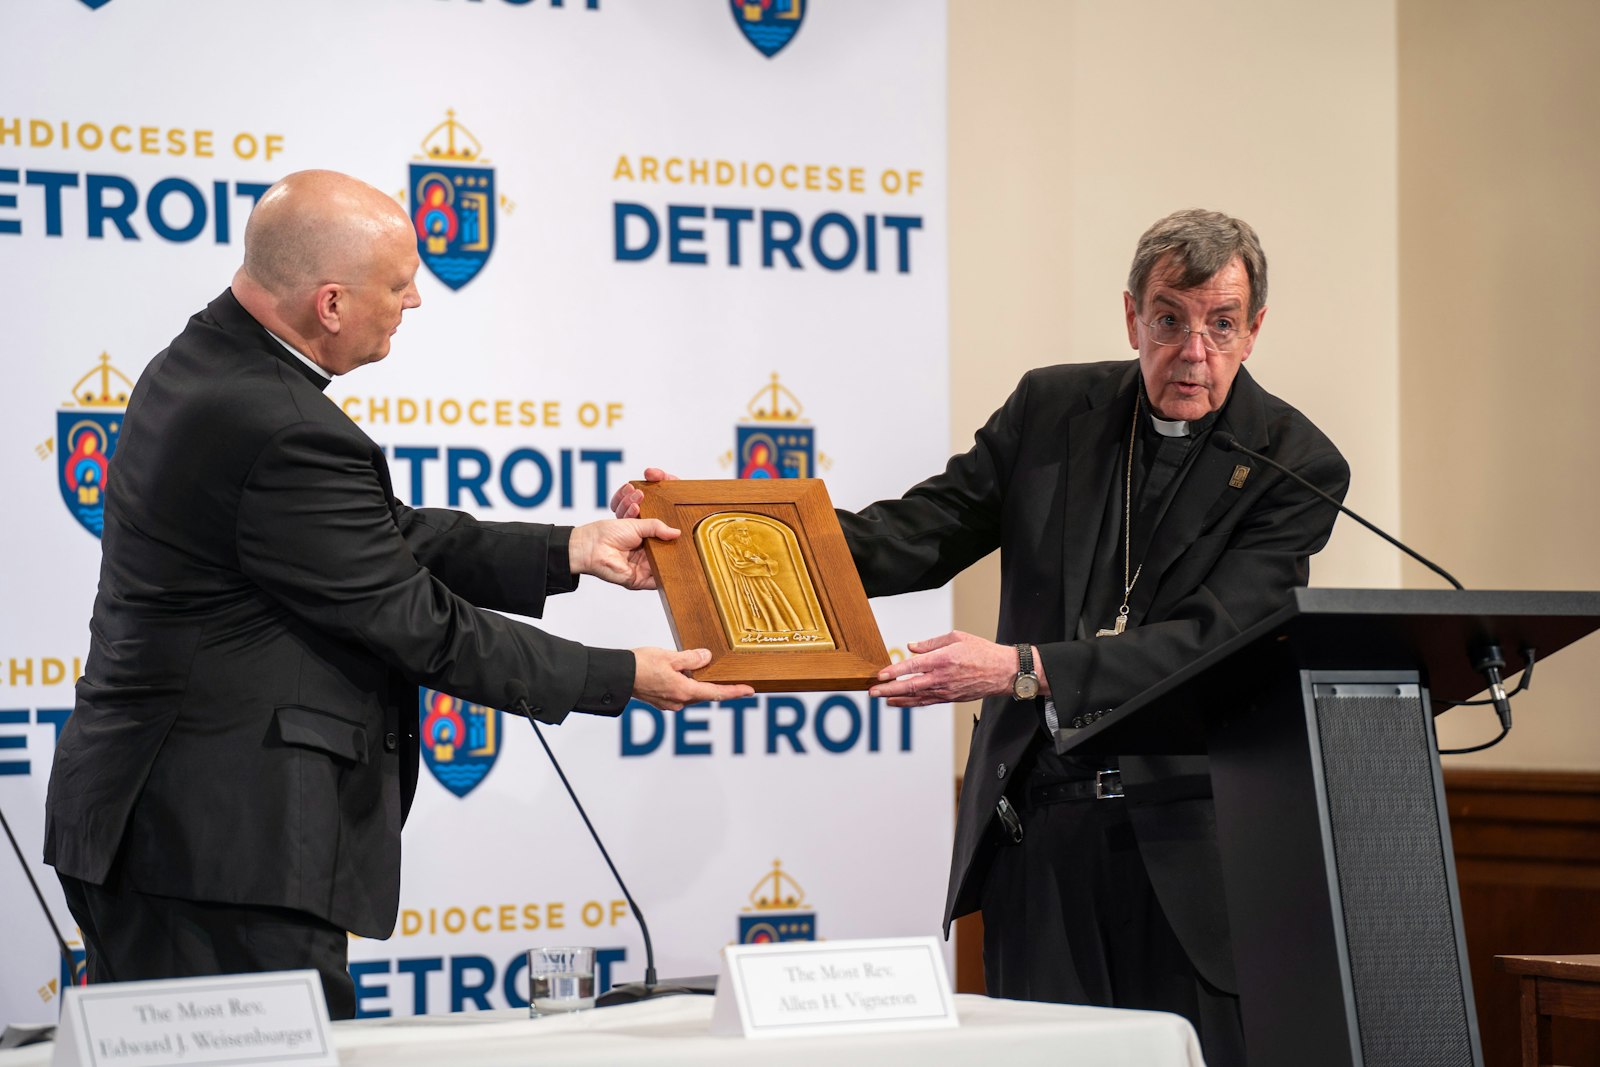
1096, 393, 1143, 638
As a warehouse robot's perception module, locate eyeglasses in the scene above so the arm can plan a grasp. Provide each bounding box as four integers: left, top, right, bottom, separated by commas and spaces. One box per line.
1138, 314, 1249, 352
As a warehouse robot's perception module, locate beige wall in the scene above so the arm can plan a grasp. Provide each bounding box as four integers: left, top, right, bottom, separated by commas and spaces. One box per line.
1400, 0, 1600, 767
947, 0, 1403, 767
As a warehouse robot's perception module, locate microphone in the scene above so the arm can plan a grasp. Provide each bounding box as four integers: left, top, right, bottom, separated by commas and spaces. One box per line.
0, 803, 85, 992
1209, 431, 1516, 733
511, 696, 710, 1005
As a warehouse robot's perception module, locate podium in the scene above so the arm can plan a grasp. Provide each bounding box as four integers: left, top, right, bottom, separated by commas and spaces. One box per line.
1056, 587, 1600, 1067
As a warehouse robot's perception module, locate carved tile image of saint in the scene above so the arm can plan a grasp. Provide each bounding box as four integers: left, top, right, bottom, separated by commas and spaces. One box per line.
721, 522, 808, 634
694, 513, 836, 651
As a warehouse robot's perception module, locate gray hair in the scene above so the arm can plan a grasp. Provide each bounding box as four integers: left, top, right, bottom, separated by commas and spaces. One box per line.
1127, 209, 1268, 321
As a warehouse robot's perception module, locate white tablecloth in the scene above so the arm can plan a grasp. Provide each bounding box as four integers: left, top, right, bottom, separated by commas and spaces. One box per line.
1, 993, 1204, 1066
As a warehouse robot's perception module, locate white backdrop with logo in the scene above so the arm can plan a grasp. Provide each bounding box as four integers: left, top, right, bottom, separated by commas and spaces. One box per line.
0, 0, 951, 1023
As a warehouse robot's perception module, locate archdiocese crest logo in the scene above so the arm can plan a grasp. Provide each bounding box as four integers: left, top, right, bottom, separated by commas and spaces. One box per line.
419, 688, 503, 798
55, 353, 132, 538
78, 0, 114, 8
738, 859, 817, 943
725, 373, 829, 479
730, 0, 806, 58
409, 111, 496, 291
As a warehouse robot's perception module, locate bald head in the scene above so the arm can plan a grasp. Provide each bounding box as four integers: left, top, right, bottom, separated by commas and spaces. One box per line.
233, 170, 422, 376
240, 170, 409, 297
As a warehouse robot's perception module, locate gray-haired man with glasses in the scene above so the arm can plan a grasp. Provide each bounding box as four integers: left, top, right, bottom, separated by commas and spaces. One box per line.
615, 209, 1348, 1066
844, 208, 1348, 1066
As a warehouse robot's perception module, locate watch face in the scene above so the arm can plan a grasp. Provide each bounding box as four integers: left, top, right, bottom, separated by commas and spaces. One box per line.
1013, 674, 1039, 700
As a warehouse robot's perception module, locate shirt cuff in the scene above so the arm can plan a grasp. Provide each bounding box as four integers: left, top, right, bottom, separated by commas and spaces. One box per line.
572, 646, 636, 715
544, 526, 580, 595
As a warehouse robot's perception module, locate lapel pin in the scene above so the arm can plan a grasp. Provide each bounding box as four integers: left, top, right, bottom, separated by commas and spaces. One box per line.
1229, 465, 1250, 489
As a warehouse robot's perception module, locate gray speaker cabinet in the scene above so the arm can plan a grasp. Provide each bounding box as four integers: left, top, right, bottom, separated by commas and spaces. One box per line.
1057, 587, 1600, 1067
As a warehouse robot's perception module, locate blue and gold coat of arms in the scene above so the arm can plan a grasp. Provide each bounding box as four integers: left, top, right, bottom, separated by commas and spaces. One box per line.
738, 859, 817, 943
731, 373, 826, 479
409, 111, 496, 291
730, 0, 806, 59
419, 688, 503, 798
56, 354, 132, 538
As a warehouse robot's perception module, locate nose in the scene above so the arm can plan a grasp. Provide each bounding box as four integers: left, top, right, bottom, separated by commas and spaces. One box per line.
1179, 330, 1208, 360
405, 283, 422, 311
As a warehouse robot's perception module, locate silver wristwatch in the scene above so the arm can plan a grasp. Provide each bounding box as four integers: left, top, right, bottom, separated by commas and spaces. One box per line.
1011, 643, 1040, 700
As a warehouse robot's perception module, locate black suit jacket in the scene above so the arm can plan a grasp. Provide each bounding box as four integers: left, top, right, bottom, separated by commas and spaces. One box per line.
45, 290, 634, 938
840, 360, 1348, 992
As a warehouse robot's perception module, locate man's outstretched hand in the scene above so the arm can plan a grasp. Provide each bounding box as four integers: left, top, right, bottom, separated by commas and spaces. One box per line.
632, 647, 753, 711
569, 517, 678, 590
868, 631, 1047, 707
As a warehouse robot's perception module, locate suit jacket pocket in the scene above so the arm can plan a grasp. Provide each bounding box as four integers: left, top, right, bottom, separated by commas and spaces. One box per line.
275, 704, 369, 764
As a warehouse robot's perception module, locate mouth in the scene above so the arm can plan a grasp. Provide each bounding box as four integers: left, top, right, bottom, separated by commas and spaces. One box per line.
1170, 381, 1207, 396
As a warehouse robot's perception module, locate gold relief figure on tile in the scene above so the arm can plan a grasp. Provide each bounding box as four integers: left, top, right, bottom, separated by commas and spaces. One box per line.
694, 512, 836, 652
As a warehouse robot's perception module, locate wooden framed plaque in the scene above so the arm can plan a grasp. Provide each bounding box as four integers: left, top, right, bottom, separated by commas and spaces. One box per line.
633, 478, 888, 691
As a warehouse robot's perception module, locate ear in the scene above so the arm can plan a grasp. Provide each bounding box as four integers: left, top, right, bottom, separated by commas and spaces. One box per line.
1240, 305, 1266, 362
313, 283, 344, 334
1123, 291, 1139, 349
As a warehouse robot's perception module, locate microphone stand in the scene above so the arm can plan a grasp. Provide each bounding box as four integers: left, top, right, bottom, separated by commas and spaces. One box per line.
1210, 432, 1525, 746
0, 802, 84, 989
515, 702, 709, 1005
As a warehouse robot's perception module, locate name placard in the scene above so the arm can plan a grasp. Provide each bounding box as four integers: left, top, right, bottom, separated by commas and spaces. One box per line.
52, 970, 337, 1067
710, 936, 958, 1039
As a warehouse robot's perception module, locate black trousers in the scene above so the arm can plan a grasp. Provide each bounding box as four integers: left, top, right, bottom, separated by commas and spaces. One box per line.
980, 767, 1247, 1067
58, 872, 356, 1020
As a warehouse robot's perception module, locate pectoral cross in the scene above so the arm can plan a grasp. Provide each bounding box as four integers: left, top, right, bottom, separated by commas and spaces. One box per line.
1095, 606, 1130, 638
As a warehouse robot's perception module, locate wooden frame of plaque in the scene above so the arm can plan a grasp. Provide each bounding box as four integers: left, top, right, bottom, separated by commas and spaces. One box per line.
633, 478, 888, 691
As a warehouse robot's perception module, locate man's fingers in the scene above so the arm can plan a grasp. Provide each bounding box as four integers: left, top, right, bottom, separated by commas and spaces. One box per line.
689, 681, 755, 702
868, 674, 928, 699
608, 483, 638, 515
612, 470, 678, 518
877, 647, 945, 681
906, 631, 967, 654
645, 652, 753, 709
629, 518, 680, 542
879, 686, 943, 708
669, 647, 714, 671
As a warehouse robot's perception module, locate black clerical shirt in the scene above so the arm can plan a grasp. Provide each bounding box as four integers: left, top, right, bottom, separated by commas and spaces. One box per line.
1032, 388, 1222, 776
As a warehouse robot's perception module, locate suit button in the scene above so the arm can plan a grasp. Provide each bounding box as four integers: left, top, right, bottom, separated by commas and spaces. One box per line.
602, 692, 616, 705
384, 732, 398, 751
996, 762, 1007, 780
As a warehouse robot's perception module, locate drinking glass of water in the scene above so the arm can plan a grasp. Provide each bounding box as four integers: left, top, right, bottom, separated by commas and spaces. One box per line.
528, 946, 596, 1017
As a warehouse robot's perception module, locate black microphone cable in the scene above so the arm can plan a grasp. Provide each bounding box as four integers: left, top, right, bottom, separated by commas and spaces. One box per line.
1211, 432, 1525, 753
513, 699, 658, 991
1210, 431, 1463, 590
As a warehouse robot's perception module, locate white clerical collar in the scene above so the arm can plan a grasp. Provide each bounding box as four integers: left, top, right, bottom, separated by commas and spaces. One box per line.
264, 329, 332, 381
1148, 413, 1191, 438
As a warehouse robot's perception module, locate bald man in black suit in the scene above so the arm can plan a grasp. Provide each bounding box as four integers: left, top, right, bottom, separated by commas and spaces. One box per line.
45, 169, 751, 1018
